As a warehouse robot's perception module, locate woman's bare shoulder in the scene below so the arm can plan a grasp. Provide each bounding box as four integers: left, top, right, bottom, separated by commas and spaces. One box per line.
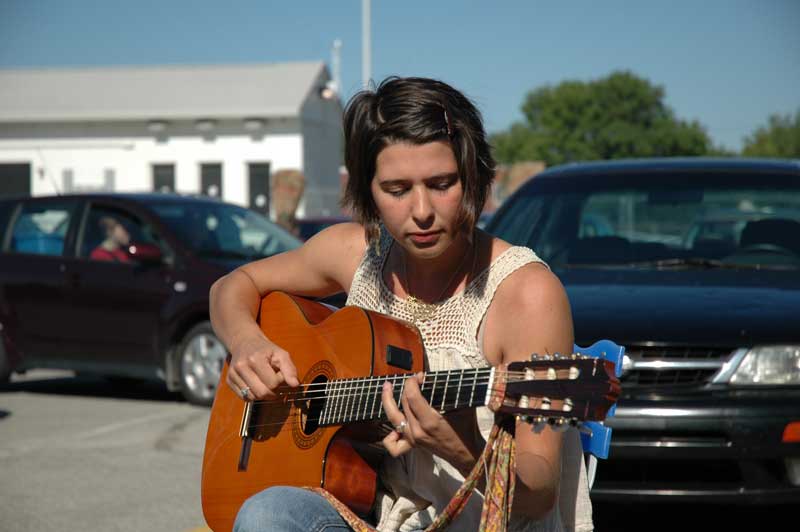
303, 221, 368, 278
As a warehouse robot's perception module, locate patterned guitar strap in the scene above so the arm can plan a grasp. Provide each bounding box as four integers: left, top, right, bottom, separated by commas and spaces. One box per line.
308, 418, 517, 532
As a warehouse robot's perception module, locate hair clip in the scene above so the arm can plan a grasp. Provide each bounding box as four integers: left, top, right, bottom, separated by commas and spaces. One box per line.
443, 108, 453, 137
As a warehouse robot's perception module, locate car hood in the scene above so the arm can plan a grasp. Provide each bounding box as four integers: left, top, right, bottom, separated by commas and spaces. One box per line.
559, 268, 800, 347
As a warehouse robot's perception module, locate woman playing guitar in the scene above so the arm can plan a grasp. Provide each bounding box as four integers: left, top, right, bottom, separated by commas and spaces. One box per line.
209, 77, 593, 531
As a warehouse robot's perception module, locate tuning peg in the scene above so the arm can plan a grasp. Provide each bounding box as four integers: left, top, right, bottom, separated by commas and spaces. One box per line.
562, 398, 574, 412
540, 397, 551, 410
546, 367, 557, 380
569, 366, 580, 380
549, 417, 571, 432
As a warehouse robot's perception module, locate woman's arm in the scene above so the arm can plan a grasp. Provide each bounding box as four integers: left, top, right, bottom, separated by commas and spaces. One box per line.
483, 262, 575, 520
209, 222, 366, 399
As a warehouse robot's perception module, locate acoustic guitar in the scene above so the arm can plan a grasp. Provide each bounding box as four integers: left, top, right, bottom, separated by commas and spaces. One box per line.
201, 291, 620, 532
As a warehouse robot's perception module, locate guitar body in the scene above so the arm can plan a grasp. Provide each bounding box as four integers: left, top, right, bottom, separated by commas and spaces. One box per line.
201, 292, 425, 532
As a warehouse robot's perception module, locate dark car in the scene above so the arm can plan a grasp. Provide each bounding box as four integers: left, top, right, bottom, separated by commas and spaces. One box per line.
294, 215, 351, 241
486, 158, 800, 504
0, 193, 301, 405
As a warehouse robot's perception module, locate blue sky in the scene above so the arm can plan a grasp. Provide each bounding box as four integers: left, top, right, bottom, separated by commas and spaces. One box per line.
1, 0, 798, 151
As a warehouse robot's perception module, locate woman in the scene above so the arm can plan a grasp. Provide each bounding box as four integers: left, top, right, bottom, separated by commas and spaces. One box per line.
209, 77, 592, 531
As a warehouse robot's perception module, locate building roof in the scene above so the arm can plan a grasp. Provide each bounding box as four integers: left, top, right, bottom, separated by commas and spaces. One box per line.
0, 61, 329, 123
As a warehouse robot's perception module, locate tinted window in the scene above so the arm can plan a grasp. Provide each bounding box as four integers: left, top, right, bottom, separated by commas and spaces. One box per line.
490, 174, 800, 269
9, 201, 76, 256
150, 201, 301, 260
0, 200, 17, 242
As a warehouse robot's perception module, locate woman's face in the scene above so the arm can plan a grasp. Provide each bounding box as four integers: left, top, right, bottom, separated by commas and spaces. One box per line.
371, 140, 463, 260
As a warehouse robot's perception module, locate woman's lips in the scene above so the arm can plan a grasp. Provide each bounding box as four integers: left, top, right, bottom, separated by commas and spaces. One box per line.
409, 231, 441, 244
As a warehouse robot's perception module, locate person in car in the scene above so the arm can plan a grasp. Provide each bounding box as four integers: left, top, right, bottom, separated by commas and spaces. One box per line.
90, 216, 132, 262
209, 76, 591, 531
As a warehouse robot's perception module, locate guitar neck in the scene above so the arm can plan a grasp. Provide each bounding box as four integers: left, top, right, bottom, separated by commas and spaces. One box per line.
317, 367, 493, 427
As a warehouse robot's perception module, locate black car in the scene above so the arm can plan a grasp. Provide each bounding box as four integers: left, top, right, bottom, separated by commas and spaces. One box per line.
486, 158, 800, 504
0, 193, 301, 405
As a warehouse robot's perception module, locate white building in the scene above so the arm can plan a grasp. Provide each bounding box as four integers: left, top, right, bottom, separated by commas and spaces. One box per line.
0, 61, 344, 218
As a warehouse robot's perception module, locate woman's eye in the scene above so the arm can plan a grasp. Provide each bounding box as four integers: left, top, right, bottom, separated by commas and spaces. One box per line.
432, 181, 454, 191
386, 188, 408, 197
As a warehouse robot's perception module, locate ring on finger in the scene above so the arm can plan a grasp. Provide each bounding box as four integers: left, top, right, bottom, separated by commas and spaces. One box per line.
394, 420, 408, 435
240, 386, 251, 399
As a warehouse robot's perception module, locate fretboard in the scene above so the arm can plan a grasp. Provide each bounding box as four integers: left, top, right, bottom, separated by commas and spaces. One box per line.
317, 368, 493, 426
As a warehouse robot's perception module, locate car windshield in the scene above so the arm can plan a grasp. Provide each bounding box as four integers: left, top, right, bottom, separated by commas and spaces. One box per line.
489, 174, 800, 270
150, 201, 301, 259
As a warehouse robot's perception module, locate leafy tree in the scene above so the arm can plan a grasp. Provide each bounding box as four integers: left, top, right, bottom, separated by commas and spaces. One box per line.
742, 110, 800, 158
492, 71, 713, 165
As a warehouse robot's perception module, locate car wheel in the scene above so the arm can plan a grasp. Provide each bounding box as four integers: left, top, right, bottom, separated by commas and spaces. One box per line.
177, 322, 227, 406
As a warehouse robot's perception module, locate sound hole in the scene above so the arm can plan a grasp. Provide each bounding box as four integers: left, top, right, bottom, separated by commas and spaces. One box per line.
300, 374, 328, 435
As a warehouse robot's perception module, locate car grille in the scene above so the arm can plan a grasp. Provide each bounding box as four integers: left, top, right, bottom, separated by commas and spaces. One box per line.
621, 345, 734, 388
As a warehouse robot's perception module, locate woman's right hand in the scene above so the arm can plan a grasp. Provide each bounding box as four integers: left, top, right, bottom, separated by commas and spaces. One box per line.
225, 333, 300, 401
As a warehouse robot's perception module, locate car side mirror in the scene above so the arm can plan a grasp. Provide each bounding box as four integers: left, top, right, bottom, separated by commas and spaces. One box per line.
127, 242, 163, 264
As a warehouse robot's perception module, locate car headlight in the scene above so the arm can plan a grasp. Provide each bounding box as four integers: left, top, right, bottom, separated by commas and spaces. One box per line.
729, 345, 800, 385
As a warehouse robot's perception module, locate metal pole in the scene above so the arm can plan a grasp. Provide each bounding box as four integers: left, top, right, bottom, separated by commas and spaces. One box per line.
332, 39, 342, 95
362, 0, 371, 88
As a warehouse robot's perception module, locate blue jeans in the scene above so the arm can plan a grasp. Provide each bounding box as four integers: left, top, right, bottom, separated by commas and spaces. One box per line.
234, 486, 355, 532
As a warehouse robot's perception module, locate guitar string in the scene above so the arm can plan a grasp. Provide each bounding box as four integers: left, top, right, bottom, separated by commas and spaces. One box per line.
234, 378, 595, 433
236, 385, 581, 433
252, 373, 498, 402
252, 366, 583, 393
252, 368, 584, 401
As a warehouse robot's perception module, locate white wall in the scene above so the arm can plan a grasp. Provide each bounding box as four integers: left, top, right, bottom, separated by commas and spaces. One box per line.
0, 120, 304, 211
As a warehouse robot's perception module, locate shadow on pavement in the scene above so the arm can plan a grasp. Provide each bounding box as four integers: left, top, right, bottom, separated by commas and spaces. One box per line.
1, 372, 185, 403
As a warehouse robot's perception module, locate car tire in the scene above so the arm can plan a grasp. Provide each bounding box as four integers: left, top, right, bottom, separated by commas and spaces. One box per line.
177, 321, 227, 406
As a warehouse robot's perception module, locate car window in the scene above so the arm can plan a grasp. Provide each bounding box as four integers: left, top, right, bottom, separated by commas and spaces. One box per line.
150, 201, 301, 260
490, 178, 800, 269
9, 201, 76, 256
0, 201, 17, 246
82, 205, 172, 264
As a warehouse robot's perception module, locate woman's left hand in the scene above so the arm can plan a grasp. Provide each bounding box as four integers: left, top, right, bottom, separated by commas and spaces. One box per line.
381, 373, 482, 474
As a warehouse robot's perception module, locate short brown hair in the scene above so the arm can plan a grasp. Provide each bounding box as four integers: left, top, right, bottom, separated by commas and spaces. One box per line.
342, 77, 495, 244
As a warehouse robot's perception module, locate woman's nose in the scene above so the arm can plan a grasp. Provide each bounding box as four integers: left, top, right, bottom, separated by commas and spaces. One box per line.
411, 188, 434, 224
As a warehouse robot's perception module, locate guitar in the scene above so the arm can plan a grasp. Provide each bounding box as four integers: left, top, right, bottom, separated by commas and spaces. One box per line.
201, 291, 620, 532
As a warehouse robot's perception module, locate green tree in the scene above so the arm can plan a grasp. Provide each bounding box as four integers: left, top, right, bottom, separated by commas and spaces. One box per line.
742, 110, 800, 158
492, 71, 713, 165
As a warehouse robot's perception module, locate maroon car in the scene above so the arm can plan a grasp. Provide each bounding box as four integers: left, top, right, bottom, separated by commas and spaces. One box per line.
0, 193, 301, 405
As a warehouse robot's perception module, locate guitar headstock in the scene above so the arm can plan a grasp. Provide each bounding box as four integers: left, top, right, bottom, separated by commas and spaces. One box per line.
492, 354, 621, 428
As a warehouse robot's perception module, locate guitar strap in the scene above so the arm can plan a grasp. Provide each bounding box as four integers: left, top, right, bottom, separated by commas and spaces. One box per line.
307, 419, 517, 532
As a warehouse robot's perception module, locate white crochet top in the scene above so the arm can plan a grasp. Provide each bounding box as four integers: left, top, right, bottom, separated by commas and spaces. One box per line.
345, 229, 594, 532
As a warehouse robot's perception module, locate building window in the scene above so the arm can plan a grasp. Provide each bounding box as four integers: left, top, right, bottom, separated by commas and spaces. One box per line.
153, 164, 175, 193
248, 162, 270, 216
201, 163, 222, 198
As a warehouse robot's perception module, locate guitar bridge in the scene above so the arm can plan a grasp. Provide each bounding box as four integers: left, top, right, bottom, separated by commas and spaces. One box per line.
238, 401, 253, 472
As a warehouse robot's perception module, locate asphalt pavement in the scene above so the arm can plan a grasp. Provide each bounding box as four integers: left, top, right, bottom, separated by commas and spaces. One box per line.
0, 370, 792, 532
0, 370, 211, 532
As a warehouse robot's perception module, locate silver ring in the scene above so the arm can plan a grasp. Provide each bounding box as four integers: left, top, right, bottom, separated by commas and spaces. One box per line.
240, 386, 250, 399
394, 420, 408, 434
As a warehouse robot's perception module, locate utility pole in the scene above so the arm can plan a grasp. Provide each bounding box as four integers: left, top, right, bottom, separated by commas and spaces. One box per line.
362, 0, 371, 88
